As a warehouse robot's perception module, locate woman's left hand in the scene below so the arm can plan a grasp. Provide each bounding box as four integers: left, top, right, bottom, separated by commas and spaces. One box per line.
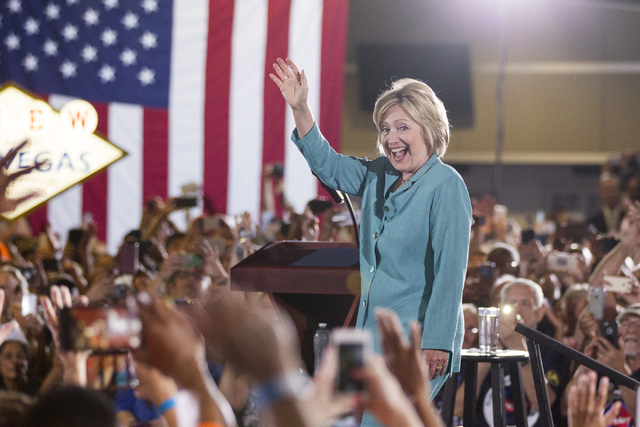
423, 349, 449, 380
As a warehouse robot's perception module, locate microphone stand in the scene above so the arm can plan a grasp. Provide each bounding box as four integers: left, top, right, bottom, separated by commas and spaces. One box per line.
315, 177, 360, 249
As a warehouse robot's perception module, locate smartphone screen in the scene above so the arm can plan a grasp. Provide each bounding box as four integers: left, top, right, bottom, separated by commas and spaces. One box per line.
521, 228, 535, 244
21, 293, 38, 317
59, 306, 142, 352
199, 217, 221, 232
333, 329, 371, 393
337, 343, 364, 392
308, 199, 334, 216
479, 262, 495, 277
548, 252, 579, 272
119, 242, 139, 275
174, 197, 198, 209
206, 238, 227, 255
42, 258, 61, 273
182, 253, 203, 268
67, 228, 84, 245
588, 287, 606, 321
601, 321, 619, 348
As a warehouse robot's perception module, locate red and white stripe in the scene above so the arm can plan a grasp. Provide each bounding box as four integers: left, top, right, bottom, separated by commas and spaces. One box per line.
29, 0, 348, 254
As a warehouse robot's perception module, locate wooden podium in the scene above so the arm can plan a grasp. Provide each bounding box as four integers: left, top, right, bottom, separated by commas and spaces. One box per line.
230, 241, 361, 373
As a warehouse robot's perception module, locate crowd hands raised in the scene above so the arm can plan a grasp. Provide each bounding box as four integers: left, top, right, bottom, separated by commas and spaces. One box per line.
457, 152, 640, 427
0, 140, 639, 427
0, 156, 448, 427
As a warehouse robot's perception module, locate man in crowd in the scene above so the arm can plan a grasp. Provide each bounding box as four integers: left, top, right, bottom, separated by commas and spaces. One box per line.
584, 303, 640, 420
589, 175, 623, 234
456, 279, 570, 427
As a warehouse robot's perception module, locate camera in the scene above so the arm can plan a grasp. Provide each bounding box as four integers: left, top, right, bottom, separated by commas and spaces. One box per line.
547, 252, 580, 272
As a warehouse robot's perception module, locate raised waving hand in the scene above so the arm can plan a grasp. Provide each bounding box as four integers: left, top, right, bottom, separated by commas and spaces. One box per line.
269, 57, 314, 138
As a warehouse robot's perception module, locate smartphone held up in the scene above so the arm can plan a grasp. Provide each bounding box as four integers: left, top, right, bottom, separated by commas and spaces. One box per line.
588, 287, 606, 321
333, 328, 372, 393
59, 304, 142, 352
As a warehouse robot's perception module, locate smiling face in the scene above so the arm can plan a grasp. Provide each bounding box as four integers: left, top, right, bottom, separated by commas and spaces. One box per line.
618, 314, 640, 357
379, 104, 432, 179
0, 341, 28, 384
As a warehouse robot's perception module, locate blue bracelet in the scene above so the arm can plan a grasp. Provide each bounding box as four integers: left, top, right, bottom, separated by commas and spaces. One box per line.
253, 372, 313, 409
156, 397, 176, 416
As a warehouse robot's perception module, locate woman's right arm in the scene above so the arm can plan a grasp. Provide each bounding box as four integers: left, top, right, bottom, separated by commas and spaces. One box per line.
270, 58, 370, 196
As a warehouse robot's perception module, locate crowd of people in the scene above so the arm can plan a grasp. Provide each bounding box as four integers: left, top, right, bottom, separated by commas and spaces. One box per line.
0, 117, 639, 427
0, 132, 637, 427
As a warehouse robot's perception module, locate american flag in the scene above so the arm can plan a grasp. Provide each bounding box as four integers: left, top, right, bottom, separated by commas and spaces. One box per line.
0, 0, 348, 253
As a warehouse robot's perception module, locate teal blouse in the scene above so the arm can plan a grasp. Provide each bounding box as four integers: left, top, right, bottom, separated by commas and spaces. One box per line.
293, 124, 472, 373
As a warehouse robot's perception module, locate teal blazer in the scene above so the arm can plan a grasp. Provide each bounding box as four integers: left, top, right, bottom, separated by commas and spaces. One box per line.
293, 124, 471, 374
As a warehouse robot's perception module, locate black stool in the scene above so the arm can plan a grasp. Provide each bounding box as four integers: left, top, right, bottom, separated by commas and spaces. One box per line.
441, 349, 530, 427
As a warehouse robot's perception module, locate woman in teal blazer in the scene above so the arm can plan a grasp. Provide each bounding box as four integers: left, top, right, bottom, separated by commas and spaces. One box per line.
270, 58, 471, 401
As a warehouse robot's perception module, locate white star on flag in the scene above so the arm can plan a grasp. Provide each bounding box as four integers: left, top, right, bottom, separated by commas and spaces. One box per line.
24, 17, 40, 35
98, 64, 116, 83
103, 0, 119, 11
66, 0, 79, 5
45, 3, 61, 20
8, 0, 22, 14
83, 8, 100, 26
22, 53, 38, 71
81, 44, 98, 62
122, 12, 139, 30
62, 23, 79, 41
138, 67, 155, 85
141, 0, 158, 13
119, 48, 137, 66
140, 31, 157, 50
4, 33, 20, 51
60, 60, 77, 78
42, 39, 59, 56
101, 28, 118, 47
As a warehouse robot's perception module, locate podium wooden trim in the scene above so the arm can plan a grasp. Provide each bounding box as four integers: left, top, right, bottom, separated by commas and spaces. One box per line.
230, 241, 361, 295
230, 241, 361, 373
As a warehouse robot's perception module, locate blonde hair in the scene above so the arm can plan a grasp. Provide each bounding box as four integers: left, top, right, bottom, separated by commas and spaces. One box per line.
372, 78, 450, 158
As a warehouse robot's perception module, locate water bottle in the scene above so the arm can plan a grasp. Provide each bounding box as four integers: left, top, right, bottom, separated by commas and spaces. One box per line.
313, 323, 331, 372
